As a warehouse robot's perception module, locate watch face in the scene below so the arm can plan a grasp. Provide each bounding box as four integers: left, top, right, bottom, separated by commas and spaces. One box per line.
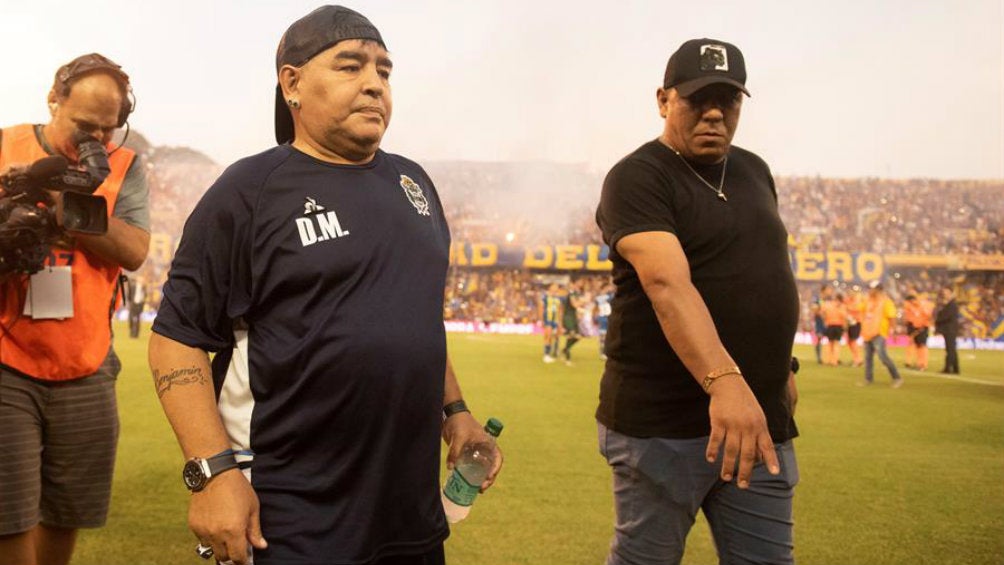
183, 459, 208, 492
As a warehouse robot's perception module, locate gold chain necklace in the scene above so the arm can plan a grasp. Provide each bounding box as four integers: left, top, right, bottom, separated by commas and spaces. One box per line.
666, 145, 729, 202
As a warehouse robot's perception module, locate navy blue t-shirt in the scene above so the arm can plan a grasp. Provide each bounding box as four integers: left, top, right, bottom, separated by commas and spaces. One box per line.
153, 145, 451, 564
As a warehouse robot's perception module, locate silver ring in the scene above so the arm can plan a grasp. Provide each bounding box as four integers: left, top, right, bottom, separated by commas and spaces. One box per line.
195, 543, 214, 559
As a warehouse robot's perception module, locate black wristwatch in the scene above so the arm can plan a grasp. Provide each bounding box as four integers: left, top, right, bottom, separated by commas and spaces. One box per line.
183, 449, 239, 493
442, 399, 470, 420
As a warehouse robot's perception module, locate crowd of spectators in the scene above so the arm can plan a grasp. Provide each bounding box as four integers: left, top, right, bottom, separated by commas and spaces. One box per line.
445, 268, 1002, 340
120, 141, 1002, 339
444, 270, 613, 327
778, 177, 1003, 255
429, 164, 1003, 256
445, 269, 540, 324
423, 161, 604, 246
132, 154, 1003, 261
124, 134, 221, 312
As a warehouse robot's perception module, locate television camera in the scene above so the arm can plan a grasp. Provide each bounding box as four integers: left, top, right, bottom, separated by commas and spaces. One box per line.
0, 131, 111, 279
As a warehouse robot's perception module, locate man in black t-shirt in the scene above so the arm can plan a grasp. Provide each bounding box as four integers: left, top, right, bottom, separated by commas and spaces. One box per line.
595, 38, 800, 565
147, 7, 501, 565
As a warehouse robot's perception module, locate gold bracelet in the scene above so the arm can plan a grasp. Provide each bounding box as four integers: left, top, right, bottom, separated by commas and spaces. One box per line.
702, 365, 742, 393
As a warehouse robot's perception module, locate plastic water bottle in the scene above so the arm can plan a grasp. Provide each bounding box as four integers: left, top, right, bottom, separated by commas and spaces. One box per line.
442, 417, 504, 523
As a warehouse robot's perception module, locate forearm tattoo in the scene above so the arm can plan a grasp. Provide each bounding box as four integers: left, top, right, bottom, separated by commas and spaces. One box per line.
154, 367, 208, 398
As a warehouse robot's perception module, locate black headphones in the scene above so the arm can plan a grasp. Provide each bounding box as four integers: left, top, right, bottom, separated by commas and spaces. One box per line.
54, 53, 135, 128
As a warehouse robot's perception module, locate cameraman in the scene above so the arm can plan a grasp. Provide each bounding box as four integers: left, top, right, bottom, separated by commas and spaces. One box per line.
0, 53, 149, 565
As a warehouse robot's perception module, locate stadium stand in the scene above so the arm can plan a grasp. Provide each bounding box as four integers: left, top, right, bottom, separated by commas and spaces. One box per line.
125, 145, 1003, 342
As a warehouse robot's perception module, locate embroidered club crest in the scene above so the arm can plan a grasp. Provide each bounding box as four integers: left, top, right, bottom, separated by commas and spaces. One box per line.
400, 175, 430, 216
699, 44, 728, 72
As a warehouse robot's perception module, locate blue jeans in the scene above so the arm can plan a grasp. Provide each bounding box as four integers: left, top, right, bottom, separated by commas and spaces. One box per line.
598, 423, 798, 565
864, 336, 901, 382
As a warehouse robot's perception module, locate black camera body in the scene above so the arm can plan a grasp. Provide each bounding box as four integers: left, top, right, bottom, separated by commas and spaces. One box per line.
0, 132, 111, 278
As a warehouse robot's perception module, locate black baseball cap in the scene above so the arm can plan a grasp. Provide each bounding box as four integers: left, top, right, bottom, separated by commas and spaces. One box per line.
274, 5, 386, 144
663, 38, 749, 97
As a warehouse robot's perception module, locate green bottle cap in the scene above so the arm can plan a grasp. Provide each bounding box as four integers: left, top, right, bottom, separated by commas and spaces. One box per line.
484, 417, 504, 437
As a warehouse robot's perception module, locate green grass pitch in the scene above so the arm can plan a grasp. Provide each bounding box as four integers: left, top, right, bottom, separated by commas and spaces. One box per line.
72, 323, 1004, 564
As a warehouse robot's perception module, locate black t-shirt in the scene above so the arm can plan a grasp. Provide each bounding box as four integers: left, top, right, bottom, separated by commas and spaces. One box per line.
595, 140, 799, 442
153, 145, 451, 564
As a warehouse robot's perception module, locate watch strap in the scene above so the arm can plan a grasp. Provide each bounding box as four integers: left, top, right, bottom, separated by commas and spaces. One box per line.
205, 449, 240, 477
443, 399, 470, 419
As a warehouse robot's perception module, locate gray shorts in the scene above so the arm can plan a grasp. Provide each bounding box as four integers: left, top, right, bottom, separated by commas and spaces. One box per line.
598, 422, 799, 565
0, 362, 120, 535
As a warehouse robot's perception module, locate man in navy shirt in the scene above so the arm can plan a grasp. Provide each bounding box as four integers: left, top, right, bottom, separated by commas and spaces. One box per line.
148, 7, 501, 565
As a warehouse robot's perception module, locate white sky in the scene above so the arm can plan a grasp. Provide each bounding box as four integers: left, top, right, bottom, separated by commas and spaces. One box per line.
2, 0, 1002, 179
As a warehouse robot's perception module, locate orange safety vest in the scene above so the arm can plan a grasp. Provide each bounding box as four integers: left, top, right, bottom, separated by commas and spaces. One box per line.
861, 295, 897, 341
904, 297, 933, 328
0, 124, 135, 381
821, 299, 846, 327
844, 294, 863, 324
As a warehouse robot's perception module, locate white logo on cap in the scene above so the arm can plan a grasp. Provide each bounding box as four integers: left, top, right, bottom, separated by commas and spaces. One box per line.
699, 44, 729, 72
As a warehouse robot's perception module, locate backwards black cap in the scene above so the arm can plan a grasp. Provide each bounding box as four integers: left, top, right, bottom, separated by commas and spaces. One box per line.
663, 38, 749, 97
274, 5, 385, 144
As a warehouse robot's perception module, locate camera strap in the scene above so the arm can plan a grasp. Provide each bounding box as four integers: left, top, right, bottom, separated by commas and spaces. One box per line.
113, 273, 129, 317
